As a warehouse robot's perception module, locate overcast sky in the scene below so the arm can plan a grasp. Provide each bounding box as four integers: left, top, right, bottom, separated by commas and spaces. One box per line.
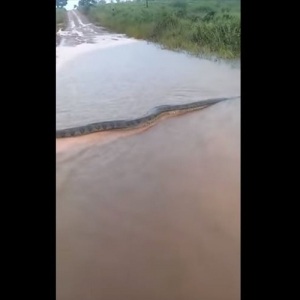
65, 0, 79, 10
64, 0, 130, 10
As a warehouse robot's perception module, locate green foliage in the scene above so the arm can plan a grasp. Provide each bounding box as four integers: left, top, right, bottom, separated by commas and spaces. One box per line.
56, 0, 68, 8
78, 0, 97, 13
56, 8, 67, 32
84, 0, 240, 58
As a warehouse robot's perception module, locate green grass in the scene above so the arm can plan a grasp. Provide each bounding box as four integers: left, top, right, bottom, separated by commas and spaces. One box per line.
56, 8, 67, 32
81, 0, 240, 59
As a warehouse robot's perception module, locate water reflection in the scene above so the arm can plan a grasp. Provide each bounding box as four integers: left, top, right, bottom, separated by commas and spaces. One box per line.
56, 42, 240, 130
56, 97, 240, 300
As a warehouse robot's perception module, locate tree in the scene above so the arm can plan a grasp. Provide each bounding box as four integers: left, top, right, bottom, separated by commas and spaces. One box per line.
78, 0, 97, 7
56, 0, 68, 8
78, 0, 97, 13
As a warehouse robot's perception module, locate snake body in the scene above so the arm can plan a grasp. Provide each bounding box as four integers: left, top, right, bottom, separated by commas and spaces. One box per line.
56, 96, 239, 138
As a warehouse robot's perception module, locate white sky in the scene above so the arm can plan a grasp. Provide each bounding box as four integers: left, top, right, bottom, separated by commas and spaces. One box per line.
64, 0, 128, 10
65, 0, 79, 10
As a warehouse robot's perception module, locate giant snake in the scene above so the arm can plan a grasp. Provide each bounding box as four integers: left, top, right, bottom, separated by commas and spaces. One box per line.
56, 96, 239, 138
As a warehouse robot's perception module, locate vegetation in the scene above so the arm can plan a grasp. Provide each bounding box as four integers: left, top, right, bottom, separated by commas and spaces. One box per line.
56, 8, 67, 32
56, 0, 68, 8
79, 0, 240, 59
78, 0, 98, 13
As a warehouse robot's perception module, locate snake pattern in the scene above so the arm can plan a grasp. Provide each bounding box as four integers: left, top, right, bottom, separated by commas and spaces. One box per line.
56, 96, 239, 138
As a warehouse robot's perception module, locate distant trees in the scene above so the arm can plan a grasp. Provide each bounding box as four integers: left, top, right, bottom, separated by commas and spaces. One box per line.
78, 0, 97, 7
78, 0, 98, 13
56, 0, 68, 8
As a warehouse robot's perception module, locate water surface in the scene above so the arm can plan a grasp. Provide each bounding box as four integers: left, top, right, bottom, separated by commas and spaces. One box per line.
56, 11, 240, 300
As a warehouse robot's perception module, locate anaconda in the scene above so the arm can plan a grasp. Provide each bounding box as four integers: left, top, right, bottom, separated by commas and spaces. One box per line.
56, 96, 239, 138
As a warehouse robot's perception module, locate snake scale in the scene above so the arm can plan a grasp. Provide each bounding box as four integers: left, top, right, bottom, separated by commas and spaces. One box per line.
56, 96, 239, 138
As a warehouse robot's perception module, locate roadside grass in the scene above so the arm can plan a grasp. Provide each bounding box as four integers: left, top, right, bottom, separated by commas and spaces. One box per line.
81, 0, 240, 58
56, 8, 67, 32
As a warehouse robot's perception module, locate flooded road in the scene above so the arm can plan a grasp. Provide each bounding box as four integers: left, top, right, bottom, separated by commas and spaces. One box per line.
56, 10, 240, 300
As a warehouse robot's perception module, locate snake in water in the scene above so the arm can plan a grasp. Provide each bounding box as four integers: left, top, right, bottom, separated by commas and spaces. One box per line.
56, 96, 239, 138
